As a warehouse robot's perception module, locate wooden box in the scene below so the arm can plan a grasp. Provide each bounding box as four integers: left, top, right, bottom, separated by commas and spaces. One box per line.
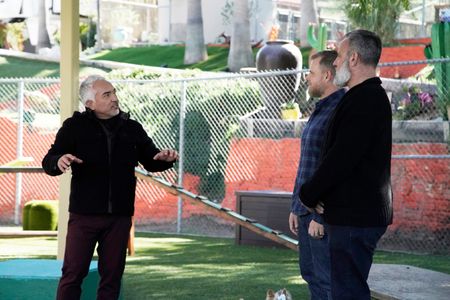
235, 191, 296, 248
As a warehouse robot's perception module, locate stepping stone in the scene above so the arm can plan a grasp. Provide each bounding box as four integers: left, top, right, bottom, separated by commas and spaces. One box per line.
369, 264, 450, 300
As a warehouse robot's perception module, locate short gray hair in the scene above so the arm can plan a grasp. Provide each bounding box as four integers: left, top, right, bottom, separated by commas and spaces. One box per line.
345, 30, 382, 67
79, 75, 106, 105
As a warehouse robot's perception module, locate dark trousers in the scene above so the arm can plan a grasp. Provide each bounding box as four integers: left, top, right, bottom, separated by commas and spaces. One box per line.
328, 225, 387, 300
298, 214, 332, 300
57, 213, 132, 300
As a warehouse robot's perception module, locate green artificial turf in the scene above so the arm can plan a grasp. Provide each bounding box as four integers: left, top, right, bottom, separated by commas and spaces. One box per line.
90, 45, 312, 72
0, 232, 448, 299
90, 45, 235, 72
0, 44, 312, 79
0, 56, 110, 78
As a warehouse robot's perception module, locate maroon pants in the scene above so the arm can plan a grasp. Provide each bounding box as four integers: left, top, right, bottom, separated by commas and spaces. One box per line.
56, 213, 132, 300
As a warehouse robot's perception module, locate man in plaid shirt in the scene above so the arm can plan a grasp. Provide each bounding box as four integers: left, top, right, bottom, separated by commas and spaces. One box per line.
289, 50, 345, 300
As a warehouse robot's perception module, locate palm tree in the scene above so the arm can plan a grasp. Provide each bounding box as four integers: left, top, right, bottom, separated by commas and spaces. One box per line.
36, 0, 51, 52
300, 0, 319, 47
227, 0, 254, 72
344, 0, 410, 44
184, 0, 208, 64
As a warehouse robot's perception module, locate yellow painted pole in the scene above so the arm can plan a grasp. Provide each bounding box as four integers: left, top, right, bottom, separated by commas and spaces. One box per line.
58, 0, 80, 260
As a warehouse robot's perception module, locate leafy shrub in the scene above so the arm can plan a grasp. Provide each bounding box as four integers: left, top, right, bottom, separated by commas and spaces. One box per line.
109, 69, 262, 201
80, 21, 97, 50
23, 200, 58, 231
200, 171, 226, 200
2, 22, 25, 51
344, 0, 410, 45
171, 110, 211, 177
0, 23, 6, 48
395, 86, 435, 120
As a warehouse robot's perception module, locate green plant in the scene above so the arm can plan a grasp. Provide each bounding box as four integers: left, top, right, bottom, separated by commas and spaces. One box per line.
395, 86, 435, 120
307, 23, 327, 51
112, 68, 262, 203
53, 21, 97, 50
199, 170, 226, 200
108, 67, 163, 80
344, 0, 410, 44
80, 20, 97, 50
172, 110, 212, 177
4, 22, 25, 51
424, 22, 450, 120
0, 23, 7, 48
280, 99, 299, 110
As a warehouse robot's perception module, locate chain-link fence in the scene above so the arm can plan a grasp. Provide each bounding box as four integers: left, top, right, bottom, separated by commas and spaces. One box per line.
0, 60, 449, 254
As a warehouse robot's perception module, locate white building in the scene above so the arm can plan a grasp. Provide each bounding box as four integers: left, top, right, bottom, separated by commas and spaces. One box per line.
158, 0, 277, 44
0, 0, 445, 50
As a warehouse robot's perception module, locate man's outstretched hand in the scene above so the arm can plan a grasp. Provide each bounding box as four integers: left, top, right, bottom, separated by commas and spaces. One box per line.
57, 154, 83, 173
153, 149, 179, 162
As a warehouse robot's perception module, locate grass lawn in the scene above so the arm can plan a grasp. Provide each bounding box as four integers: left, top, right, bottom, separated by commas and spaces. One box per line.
0, 56, 110, 78
0, 45, 312, 78
89, 45, 312, 72
90, 45, 246, 72
0, 232, 449, 299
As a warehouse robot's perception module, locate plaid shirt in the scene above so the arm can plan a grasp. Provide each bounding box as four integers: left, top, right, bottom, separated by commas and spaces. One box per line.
291, 88, 345, 223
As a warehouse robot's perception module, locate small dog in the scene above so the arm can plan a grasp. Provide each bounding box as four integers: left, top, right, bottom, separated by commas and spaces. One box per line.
266, 288, 292, 300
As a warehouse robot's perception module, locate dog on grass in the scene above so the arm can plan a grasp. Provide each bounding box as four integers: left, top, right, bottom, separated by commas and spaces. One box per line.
266, 288, 292, 300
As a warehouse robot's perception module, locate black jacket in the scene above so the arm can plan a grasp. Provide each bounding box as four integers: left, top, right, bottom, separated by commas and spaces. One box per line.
42, 109, 173, 216
300, 78, 393, 226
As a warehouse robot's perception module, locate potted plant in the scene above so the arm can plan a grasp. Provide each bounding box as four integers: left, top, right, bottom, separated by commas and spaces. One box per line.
280, 100, 302, 120
395, 86, 434, 120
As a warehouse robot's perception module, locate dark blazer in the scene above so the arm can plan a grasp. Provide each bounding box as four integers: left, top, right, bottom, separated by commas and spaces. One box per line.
42, 110, 173, 216
300, 77, 393, 227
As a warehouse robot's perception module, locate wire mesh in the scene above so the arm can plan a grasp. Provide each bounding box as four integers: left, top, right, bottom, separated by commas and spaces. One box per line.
0, 60, 448, 254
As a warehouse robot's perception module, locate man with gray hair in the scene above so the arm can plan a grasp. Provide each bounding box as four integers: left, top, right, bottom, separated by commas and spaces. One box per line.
300, 30, 393, 299
43, 75, 178, 299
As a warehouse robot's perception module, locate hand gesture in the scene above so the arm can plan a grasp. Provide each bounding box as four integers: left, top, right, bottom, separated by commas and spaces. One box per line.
57, 154, 83, 173
308, 220, 325, 239
153, 149, 178, 162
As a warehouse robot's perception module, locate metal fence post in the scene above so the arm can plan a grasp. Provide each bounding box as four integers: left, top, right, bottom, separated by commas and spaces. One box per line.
14, 80, 25, 225
246, 118, 254, 137
177, 80, 187, 233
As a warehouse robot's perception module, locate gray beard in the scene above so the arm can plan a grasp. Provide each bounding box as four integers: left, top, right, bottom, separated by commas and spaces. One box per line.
334, 60, 351, 88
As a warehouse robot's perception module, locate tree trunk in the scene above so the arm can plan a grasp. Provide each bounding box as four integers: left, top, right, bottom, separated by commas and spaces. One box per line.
36, 0, 51, 52
227, 0, 254, 72
300, 0, 318, 47
184, 0, 208, 64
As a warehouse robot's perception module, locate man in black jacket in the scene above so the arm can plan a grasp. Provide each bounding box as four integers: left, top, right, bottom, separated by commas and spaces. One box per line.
300, 30, 393, 300
43, 75, 178, 300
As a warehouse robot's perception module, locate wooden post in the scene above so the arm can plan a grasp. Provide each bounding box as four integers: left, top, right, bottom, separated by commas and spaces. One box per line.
58, 0, 80, 260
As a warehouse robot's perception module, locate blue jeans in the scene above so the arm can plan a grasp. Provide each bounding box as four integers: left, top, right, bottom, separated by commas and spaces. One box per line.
298, 214, 332, 300
328, 225, 387, 300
